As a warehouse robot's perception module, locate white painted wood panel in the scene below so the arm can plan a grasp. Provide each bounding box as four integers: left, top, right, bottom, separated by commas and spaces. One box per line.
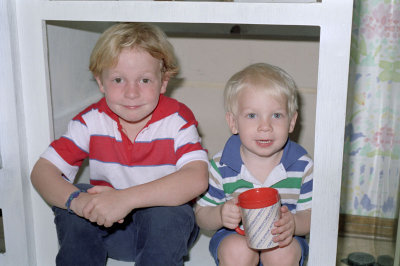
0, 1, 32, 265
11, 0, 353, 265
308, 2, 353, 264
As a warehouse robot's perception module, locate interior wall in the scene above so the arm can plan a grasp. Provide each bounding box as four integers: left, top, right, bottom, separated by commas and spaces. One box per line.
169, 36, 318, 157
46, 22, 319, 182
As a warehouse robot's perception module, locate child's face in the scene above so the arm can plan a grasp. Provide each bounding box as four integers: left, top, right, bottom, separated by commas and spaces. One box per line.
95, 48, 168, 127
226, 87, 297, 161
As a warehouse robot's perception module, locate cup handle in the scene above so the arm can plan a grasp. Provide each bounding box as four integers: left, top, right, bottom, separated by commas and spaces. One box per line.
235, 226, 245, 235
235, 202, 245, 235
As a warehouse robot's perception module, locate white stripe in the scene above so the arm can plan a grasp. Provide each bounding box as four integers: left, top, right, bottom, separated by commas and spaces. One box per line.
287, 171, 307, 178
41, 147, 79, 182
303, 173, 313, 183
81, 109, 122, 141
208, 175, 222, 189
276, 187, 300, 194
65, 120, 90, 152
90, 159, 177, 189
175, 125, 201, 151
136, 113, 185, 142
280, 198, 298, 205
176, 150, 208, 170
196, 197, 224, 206
299, 191, 312, 200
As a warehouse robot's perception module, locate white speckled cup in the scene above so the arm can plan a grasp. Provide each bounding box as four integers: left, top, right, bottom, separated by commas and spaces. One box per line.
235, 188, 281, 250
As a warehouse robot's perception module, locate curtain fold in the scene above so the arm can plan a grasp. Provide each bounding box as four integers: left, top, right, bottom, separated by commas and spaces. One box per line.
341, 0, 400, 221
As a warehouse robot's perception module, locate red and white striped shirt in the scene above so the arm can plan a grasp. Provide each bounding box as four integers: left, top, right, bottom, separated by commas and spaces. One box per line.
41, 95, 208, 189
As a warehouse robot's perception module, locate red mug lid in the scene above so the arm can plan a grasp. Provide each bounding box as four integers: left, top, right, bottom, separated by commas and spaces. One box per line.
237, 187, 279, 209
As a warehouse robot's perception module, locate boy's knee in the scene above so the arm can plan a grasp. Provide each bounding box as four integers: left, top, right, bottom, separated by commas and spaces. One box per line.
132, 205, 197, 262
260, 240, 302, 266
136, 205, 195, 240
218, 234, 258, 266
142, 205, 194, 227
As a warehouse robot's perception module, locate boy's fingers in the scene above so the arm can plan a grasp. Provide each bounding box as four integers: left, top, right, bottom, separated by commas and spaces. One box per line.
87, 185, 112, 194
278, 236, 293, 247
232, 197, 239, 204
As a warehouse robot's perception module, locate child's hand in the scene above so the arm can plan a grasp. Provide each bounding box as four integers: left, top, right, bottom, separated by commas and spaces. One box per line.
220, 198, 241, 229
81, 187, 131, 227
87, 186, 124, 224
271, 205, 295, 247
69, 192, 94, 218
87, 185, 113, 194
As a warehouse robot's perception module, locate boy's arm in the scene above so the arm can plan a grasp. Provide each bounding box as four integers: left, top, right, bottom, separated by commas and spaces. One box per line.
294, 209, 311, 236
194, 205, 223, 231
195, 199, 242, 231
80, 160, 209, 226
123, 160, 209, 207
31, 157, 81, 209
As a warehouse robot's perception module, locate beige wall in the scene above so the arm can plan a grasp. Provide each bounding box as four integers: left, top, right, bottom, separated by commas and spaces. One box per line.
168, 37, 318, 157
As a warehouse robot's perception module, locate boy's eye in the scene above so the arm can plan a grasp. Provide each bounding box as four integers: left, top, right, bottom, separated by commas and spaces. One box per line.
273, 113, 282, 119
141, 78, 150, 84
113, 77, 123, 84
247, 113, 256, 119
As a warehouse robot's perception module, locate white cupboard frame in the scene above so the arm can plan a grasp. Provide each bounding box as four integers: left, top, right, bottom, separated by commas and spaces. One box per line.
2, 0, 353, 265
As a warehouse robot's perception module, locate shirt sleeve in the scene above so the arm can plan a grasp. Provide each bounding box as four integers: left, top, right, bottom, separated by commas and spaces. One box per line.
174, 104, 208, 169
196, 153, 227, 207
296, 156, 313, 211
40, 116, 90, 183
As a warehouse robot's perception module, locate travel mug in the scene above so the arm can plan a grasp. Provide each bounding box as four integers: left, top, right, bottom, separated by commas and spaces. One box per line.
235, 187, 281, 249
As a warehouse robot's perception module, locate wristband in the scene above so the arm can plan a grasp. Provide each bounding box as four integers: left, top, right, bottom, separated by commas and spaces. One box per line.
65, 190, 81, 213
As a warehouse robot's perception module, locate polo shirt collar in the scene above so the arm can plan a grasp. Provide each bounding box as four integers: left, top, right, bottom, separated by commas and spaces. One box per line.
220, 134, 243, 173
220, 134, 306, 174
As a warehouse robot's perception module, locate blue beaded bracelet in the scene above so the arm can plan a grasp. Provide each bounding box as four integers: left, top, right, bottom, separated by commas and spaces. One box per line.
65, 190, 81, 213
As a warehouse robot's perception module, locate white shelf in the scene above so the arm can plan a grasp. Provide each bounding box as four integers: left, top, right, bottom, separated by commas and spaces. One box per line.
3, 0, 353, 265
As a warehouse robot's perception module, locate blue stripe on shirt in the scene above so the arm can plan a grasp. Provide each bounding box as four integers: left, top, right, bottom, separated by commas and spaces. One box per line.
287, 160, 309, 172
300, 179, 313, 194
207, 184, 226, 200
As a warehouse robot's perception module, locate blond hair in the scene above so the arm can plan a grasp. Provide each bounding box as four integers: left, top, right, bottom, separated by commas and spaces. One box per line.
89, 22, 178, 78
224, 63, 298, 118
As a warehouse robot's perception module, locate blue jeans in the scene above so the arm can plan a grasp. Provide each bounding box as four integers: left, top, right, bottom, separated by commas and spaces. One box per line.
53, 184, 199, 266
210, 228, 309, 266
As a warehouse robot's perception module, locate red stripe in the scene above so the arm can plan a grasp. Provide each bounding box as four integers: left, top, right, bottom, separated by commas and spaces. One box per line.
90, 179, 114, 188
178, 103, 198, 129
90, 136, 177, 165
51, 137, 88, 167
176, 142, 205, 159
150, 96, 199, 130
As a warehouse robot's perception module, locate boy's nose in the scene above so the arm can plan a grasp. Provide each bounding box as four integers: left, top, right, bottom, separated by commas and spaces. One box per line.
124, 83, 140, 99
258, 119, 272, 132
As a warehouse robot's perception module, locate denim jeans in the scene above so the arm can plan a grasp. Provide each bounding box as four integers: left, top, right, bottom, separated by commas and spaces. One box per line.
53, 184, 199, 266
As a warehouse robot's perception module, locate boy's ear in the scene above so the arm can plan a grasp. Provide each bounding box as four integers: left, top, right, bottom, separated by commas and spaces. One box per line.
160, 77, 169, 94
289, 111, 298, 133
95, 75, 105, 93
226, 112, 239, 135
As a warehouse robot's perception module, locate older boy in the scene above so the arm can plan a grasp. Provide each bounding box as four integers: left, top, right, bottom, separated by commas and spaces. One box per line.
195, 63, 313, 266
31, 22, 208, 265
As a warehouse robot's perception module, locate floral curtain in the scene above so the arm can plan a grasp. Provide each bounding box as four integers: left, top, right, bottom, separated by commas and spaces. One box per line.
341, 0, 400, 220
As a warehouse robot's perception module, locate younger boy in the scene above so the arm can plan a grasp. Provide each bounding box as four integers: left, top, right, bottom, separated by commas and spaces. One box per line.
31, 22, 209, 265
195, 63, 313, 266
